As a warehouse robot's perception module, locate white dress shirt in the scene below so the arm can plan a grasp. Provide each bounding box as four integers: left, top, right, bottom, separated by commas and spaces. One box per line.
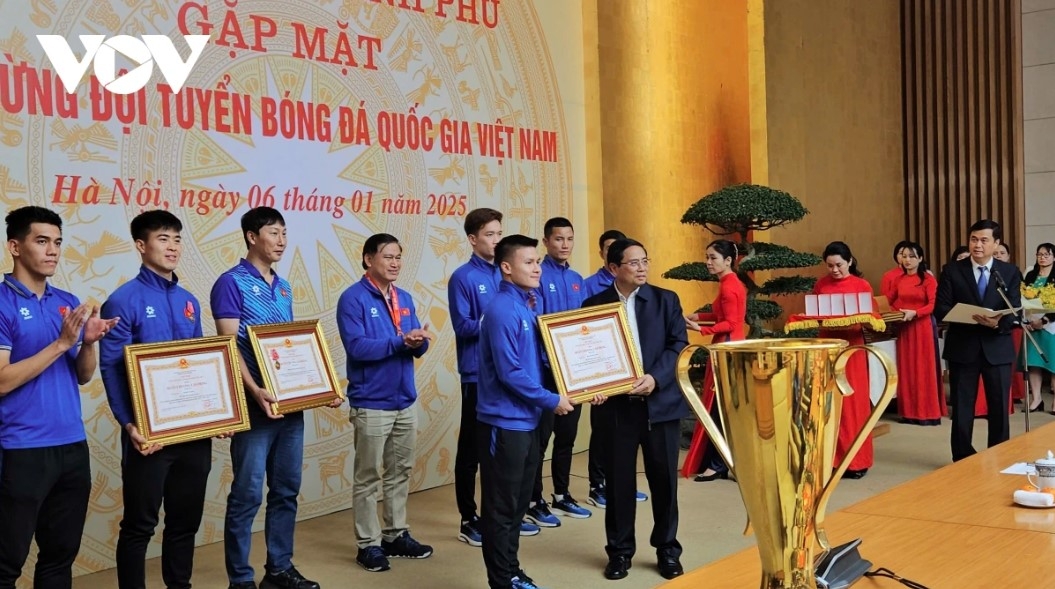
617, 285, 643, 364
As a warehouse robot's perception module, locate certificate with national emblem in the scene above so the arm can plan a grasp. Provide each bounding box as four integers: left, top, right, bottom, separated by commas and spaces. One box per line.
537, 302, 644, 403
125, 335, 249, 446
247, 320, 344, 415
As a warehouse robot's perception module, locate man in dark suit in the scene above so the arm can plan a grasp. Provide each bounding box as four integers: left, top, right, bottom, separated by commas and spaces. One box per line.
582, 238, 688, 581
935, 219, 1022, 462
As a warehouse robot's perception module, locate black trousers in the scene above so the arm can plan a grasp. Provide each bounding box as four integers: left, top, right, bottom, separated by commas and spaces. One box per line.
587, 406, 605, 489
598, 398, 681, 559
455, 383, 481, 520
949, 358, 1012, 461
478, 424, 538, 589
0, 441, 91, 589
116, 435, 211, 589
533, 369, 583, 500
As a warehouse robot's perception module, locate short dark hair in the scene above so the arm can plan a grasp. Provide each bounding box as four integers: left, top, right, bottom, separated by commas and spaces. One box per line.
606, 238, 646, 267
969, 219, 1002, 241
949, 245, 969, 264
543, 217, 573, 238
6, 206, 62, 241
464, 208, 502, 236
822, 241, 863, 277
707, 239, 739, 267
598, 229, 626, 250
131, 210, 182, 242
495, 234, 538, 267
361, 233, 401, 269
241, 207, 285, 248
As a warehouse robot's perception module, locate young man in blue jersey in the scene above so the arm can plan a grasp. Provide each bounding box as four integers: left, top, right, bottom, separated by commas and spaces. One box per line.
448, 209, 540, 544
581, 230, 625, 300
0, 206, 118, 588
525, 218, 590, 528
477, 234, 580, 589
580, 229, 636, 510
211, 207, 335, 589
100, 210, 211, 589
337, 233, 434, 572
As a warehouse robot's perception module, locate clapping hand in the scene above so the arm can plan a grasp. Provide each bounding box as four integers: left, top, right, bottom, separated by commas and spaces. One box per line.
403, 323, 433, 349
83, 306, 119, 344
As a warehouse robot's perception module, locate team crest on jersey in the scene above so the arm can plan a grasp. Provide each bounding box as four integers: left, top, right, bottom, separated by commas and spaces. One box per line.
20, 307, 32, 320
184, 301, 195, 321
401, 308, 410, 316
281, 288, 288, 298
572, 283, 580, 291
146, 306, 156, 318
58, 306, 68, 318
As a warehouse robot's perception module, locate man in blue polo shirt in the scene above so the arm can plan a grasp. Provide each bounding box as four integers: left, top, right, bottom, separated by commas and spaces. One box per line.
525, 218, 590, 528
211, 207, 332, 589
476, 234, 576, 589
0, 205, 118, 588
581, 230, 625, 300
99, 210, 210, 589
337, 233, 434, 573
580, 229, 634, 510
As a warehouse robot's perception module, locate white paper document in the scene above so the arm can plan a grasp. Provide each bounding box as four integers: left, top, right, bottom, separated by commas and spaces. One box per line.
1001, 462, 1036, 476
942, 303, 1019, 324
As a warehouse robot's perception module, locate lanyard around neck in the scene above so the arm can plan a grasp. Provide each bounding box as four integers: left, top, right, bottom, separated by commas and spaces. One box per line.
366, 276, 402, 335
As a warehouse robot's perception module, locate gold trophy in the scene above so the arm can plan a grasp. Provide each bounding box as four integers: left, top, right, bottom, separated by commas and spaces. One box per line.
676, 339, 896, 589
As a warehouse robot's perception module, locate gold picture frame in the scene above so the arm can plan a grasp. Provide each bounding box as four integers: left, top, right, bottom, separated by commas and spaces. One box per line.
247, 320, 345, 415
125, 335, 250, 446
537, 302, 644, 403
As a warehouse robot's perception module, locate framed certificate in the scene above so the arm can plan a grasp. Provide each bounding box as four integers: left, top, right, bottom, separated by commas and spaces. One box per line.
125, 335, 250, 446
537, 302, 644, 403
247, 320, 345, 415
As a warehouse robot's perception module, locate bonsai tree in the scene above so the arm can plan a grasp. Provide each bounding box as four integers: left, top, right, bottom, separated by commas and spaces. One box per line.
664, 183, 821, 339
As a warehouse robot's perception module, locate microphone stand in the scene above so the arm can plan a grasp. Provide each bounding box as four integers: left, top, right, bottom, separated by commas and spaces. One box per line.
993, 271, 1045, 432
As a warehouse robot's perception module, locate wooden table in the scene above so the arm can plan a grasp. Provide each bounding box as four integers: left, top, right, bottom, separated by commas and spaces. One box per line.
663, 422, 1055, 588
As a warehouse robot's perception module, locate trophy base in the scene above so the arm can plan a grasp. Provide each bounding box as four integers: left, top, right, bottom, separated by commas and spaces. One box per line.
815, 539, 871, 589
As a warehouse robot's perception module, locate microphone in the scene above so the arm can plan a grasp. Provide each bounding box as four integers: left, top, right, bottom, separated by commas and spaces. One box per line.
993, 268, 1007, 291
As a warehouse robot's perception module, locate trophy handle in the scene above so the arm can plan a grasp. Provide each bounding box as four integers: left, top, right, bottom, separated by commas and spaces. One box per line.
814, 344, 898, 550
676, 345, 735, 472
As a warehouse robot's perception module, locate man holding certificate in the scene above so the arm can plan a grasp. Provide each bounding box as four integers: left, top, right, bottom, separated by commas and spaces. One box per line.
0, 206, 118, 588
210, 207, 324, 589
936, 219, 1023, 461
583, 238, 689, 581
99, 210, 210, 589
337, 233, 433, 572
476, 234, 576, 589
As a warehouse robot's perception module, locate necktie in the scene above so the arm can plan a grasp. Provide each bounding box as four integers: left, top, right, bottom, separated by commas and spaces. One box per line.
978, 266, 988, 299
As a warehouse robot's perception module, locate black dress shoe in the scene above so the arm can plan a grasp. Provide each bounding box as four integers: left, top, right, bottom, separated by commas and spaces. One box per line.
658, 554, 684, 579
1030, 400, 1046, 413
603, 555, 631, 580
694, 470, 729, 482
843, 468, 868, 480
